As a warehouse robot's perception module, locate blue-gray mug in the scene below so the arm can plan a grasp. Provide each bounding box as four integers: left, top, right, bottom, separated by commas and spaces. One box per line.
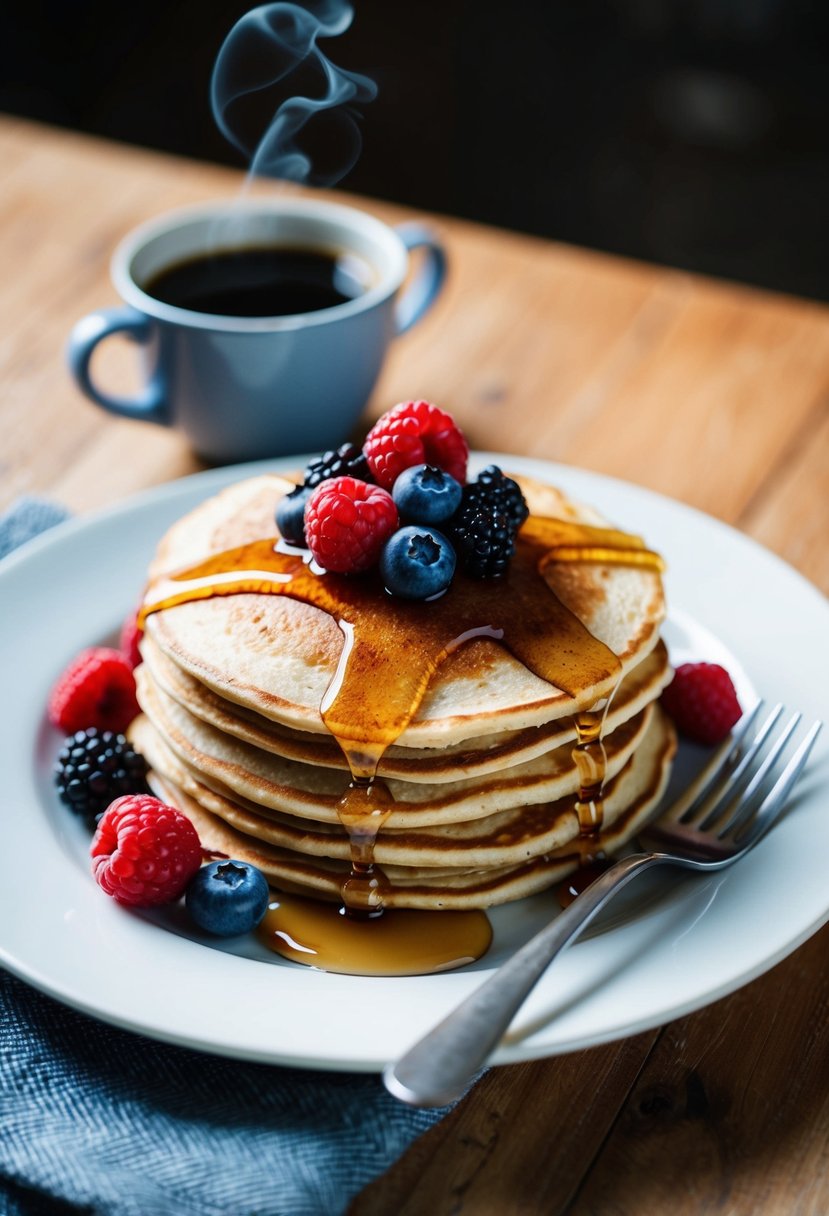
67, 199, 446, 463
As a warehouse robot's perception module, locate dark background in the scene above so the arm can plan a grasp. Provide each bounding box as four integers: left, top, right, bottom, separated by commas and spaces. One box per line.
2, 0, 827, 300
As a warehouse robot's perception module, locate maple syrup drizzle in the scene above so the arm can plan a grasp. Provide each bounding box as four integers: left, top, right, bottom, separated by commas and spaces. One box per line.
566, 655, 630, 907
139, 511, 663, 969
335, 776, 393, 917
573, 710, 608, 837
521, 515, 665, 574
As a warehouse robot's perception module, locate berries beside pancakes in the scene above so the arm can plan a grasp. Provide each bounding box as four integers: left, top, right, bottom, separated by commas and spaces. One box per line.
55, 728, 150, 829
186, 860, 270, 936
48, 646, 141, 734
119, 606, 144, 670
91, 794, 202, 906
661, 662, 742, 744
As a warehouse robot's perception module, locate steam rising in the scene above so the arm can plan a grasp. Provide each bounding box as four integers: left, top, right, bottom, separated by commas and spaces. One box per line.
211, 1, 376, 186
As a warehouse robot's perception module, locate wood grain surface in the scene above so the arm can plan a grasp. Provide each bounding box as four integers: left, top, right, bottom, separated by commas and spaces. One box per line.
2, 116, 828, 1216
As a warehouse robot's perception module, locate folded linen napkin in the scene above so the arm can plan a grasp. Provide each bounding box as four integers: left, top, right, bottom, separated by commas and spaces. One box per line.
0, 497, 453, 1216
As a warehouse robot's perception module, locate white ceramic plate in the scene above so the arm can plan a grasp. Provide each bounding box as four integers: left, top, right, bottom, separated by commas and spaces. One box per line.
2, 456, 827, 1072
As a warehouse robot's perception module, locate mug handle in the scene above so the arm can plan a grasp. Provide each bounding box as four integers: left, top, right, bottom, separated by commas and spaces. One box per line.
393, 223, 447, 336
66, 306, 168, 423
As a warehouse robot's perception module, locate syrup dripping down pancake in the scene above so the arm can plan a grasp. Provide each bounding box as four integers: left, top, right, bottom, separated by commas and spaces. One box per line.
137, 708, 676, 910
135, 664, 655, 827
140, 632, 671, 783
142, 474, 666, 746
134, 467, 673, 912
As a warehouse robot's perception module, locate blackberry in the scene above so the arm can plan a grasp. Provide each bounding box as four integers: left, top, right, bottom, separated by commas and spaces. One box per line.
449, 506, 516, 579
55, 728, 150, 829
303, 443, 372, 490
448, 466, 528, 578
276, 445, 373, 545
462, 465, 528, 530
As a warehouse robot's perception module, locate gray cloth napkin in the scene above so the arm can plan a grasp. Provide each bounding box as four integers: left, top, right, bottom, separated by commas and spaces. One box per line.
0, 497, 453, 1216
0, 495, 71, 560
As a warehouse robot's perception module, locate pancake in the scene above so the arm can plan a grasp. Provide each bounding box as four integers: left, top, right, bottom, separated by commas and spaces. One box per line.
132, 706, 672, 869
133, 464, 674, 914
141, 706, 676, 909
142, 473, 666, 745
140, 631, 671, 782
135, 662, 654, 826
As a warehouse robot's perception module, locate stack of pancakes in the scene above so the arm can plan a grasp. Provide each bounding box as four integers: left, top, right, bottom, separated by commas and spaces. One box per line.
131, 472, 677, 909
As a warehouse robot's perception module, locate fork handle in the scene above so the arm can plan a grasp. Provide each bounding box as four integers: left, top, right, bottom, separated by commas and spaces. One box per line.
384, 852, 663, 1107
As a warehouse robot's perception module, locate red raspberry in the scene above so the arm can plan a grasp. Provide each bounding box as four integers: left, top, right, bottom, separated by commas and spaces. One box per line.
119, 604, 143, 669
363, 400, 469, 489
48, 647, 141, 734
304, 476, 398, 573
661, 662, 742, 745
91, 794, 202, 906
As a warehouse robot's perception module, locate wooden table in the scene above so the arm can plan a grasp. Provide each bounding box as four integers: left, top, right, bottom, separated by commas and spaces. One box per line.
3, 116, 828, 1215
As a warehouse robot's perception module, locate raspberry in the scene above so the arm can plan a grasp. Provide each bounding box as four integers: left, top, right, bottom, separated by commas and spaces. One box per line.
304, 476, 398, 573
55, 727, 150, 829
119, 605, 143, 669
364, 401, 468, 489
91, 794, 202, 906
48, 647, 141, 734
276, 446, 377, 547
661, 662, 742, 745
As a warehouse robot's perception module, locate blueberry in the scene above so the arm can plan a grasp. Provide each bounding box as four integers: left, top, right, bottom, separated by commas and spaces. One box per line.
185, 860, 270, 937
380, 526, 457, 599
275, 486, 312, 545
391, 464, 462, 525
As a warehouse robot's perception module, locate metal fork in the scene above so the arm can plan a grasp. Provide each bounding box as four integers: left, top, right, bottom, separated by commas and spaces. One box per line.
384, 704, 822, 1107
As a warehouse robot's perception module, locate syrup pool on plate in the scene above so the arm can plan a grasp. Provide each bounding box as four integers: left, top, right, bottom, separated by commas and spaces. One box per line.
258, 893, 493, 977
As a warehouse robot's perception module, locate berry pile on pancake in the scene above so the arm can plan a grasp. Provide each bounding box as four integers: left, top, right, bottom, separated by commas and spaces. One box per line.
131, 403, 677, 910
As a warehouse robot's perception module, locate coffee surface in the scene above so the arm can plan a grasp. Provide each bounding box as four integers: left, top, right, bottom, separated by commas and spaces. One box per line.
144, 246, 370, 317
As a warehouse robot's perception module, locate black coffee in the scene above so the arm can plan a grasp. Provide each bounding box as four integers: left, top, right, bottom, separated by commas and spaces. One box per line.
144, 246, 371, 318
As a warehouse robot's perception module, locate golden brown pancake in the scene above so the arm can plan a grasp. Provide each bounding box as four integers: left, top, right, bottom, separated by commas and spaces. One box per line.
141, 707, 676, 909
142, 474, 666, 745
135, 663, 654, 826
140, 632, 671, 782
133, 467, 674, 910
132, 705, 667, 866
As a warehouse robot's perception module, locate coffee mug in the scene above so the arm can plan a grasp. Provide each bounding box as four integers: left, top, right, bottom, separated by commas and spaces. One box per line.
67, 198, 446, 463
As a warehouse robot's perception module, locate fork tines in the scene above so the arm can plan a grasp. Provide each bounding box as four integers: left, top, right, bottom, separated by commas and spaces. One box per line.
670, 703, 823, 846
